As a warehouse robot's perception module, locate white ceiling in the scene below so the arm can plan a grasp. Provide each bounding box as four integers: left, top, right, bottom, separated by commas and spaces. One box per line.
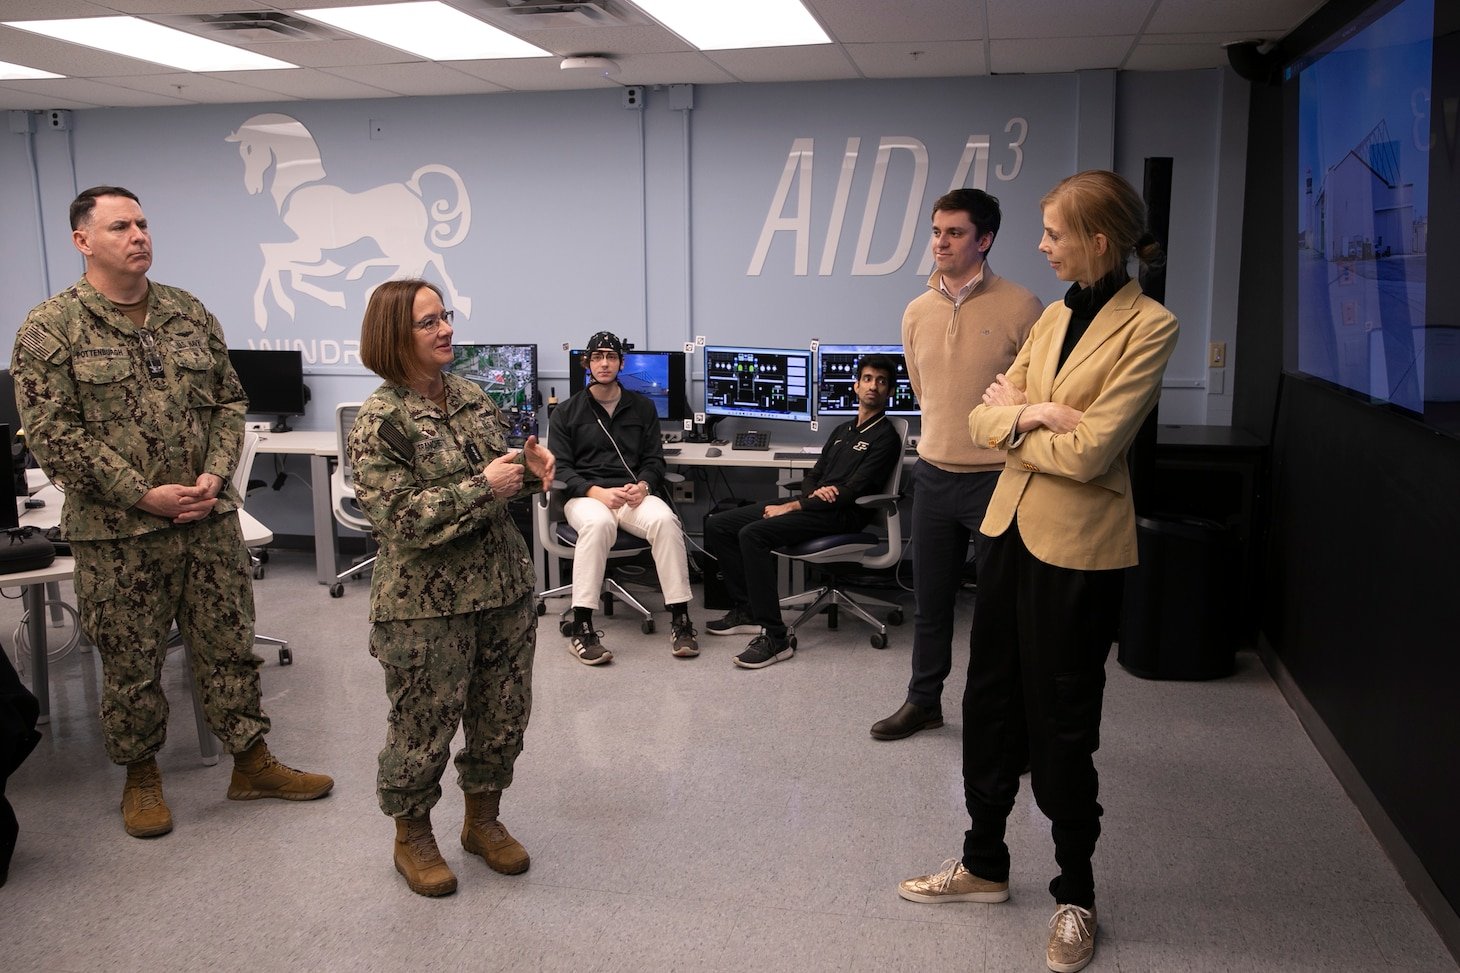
0, 0, 1322, 110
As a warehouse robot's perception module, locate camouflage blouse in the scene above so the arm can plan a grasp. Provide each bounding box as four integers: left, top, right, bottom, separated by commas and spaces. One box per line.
11, 277, 245, 540
348, 373, 539, 622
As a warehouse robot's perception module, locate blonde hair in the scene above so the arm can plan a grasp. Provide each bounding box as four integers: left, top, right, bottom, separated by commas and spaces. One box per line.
358, 279, 444, 387
1041, 170, 1164, 281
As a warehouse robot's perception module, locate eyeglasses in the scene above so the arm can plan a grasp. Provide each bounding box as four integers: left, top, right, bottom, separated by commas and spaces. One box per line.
413, 310, 454, 334
588, 350, 619, 362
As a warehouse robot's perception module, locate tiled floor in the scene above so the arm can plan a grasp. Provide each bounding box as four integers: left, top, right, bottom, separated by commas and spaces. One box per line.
1, 550, 1454, 972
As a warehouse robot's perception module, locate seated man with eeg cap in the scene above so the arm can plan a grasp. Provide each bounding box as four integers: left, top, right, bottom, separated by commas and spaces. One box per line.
546, 331, 698, 665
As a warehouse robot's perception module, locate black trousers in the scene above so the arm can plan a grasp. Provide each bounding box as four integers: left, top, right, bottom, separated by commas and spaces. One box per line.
907, 461, 1000, 709
703, 501, 862, 636
960, 521, 1123, 908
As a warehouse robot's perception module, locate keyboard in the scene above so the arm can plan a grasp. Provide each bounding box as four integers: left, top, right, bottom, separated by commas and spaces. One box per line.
773, 451, 818, 461
662, 447, 681, 457
732, 430, 770, 451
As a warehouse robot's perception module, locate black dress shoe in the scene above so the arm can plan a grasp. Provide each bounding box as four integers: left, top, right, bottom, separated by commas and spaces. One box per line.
870, 701, 944, 740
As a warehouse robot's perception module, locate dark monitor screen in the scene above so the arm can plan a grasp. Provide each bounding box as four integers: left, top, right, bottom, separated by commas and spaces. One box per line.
566, 349, 689, 422
815, 343, 919, 416
448, 343, 539, 445
0, 370, 22, 438
228, 349, 307, 432
0, 424, 17, 532
703, 345, 813, 423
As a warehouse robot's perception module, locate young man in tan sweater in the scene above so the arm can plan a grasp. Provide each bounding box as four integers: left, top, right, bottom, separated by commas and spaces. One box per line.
871, 188, 1043, 741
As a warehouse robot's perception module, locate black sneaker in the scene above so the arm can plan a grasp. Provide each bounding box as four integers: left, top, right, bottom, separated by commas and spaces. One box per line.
733, 633, 794, 669
569, 620, 612, 666
706, 606, 758, 636
671, 614, 699, 658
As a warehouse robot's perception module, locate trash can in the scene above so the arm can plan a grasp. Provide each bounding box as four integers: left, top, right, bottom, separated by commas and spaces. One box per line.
1118, 514, 1237, 680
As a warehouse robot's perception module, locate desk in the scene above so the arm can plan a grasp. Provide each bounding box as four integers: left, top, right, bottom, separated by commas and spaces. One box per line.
663, 441, 821, 471
7, 482, 273, 726
250, 429, 339, 585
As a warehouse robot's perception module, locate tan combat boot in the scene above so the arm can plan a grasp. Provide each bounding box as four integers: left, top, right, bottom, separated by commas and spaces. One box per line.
461, 790, 530, 875
227, 739, 334, 801
394, 815, 457, 896
121, 757, 173, 838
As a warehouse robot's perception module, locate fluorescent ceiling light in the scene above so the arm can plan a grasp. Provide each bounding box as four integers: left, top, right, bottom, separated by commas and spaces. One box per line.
0, 60, 64, 81
631, 0, 830, 50
295, 2, 551, 61
3, 17, 297, 72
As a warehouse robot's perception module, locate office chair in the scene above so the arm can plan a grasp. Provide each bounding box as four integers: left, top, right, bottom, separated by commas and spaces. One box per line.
773, 416, 909, 649
328, 403, 376, 598
532, 466, 690, 635
533, 481, 659, 634
231, 431, 291, 666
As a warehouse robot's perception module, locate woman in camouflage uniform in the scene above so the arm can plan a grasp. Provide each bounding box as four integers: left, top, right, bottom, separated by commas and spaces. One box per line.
348, 279, 554, 897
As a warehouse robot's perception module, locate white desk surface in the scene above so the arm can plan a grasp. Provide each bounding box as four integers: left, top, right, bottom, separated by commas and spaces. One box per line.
251, 429, 337, 456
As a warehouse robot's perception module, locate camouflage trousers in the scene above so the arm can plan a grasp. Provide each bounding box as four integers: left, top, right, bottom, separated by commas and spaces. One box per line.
371, 593, 536, 819
72, 513, 269, 765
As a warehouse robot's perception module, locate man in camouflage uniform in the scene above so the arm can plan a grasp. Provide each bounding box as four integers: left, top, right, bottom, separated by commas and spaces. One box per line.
347, 277, 554, 896
10, 186, 332, 839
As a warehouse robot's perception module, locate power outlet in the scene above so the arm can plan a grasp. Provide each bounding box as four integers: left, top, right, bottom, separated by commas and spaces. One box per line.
1208, 341, 1227, 367
672, 480, 695, 503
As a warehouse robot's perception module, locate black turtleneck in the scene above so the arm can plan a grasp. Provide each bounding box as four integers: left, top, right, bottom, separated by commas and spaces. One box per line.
1057, 268, 1130, 370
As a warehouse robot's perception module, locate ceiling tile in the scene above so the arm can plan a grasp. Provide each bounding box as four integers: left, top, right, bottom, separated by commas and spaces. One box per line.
988, 36, 1135, 74
844, 40, 987, 79
809, 0, 984, 43
989, 0, 1152, 38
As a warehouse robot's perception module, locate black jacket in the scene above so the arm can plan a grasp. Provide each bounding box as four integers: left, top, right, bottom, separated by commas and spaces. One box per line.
799, 413, 902, 514
547, 385, 666, 500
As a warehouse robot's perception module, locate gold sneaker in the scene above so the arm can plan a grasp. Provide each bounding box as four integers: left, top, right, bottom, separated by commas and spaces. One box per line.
898, 858, 1009, 903
1046, 903, 1096, 973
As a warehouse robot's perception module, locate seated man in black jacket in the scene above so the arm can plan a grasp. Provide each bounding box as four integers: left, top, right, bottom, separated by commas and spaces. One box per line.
549, 331, 697, 666
704, 354, 902, 669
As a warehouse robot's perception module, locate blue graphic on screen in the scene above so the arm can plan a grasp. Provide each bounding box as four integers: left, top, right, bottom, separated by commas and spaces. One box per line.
703, 345, 813, 422
1294, 0, 1432, 413
815, 343, 919, 416
567, 349, 688, 421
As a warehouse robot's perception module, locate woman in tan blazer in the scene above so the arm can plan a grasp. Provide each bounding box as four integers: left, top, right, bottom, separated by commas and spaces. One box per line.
897, 171, 1178, 973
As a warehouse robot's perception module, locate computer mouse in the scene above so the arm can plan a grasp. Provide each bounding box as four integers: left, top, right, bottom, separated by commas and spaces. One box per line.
705, 447, 722, 458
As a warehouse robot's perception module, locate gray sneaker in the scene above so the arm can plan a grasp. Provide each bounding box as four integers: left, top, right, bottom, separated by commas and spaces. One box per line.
706, 606, 758, 636
671, 614, 699, 658
898, 858, 1010, 903
1046, 904, 1096, 973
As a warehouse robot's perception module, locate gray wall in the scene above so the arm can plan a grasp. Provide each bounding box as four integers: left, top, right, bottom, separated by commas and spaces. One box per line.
1, 69, 1246, 536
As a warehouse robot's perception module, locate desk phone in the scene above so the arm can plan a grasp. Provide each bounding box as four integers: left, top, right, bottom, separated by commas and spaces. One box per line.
732, 430, 770, 451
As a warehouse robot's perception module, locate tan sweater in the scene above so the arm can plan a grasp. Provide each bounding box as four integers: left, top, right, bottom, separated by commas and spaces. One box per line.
902, 265, 1042, 473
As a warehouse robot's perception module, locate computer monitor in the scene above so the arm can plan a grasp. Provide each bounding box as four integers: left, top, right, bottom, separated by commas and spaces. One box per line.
0, 424, 17, 531
703, 345, 813, 423
815, 344, 919, 416
448, 343, 539, 446
227, 349, 308, 432
566, 348, 690, 422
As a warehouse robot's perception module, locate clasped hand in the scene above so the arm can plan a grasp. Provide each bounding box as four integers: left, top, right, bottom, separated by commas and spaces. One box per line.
137, 473, 222, 525
485, 435, 555, 499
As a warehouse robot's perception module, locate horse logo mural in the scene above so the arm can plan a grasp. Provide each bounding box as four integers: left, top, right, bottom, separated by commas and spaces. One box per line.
227, 112, 472, 331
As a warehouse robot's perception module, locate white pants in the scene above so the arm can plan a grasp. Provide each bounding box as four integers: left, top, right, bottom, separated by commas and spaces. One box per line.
563, 494, 693, 610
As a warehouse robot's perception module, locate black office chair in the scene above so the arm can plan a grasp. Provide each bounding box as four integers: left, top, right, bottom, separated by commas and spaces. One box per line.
773, 417, 908, 648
